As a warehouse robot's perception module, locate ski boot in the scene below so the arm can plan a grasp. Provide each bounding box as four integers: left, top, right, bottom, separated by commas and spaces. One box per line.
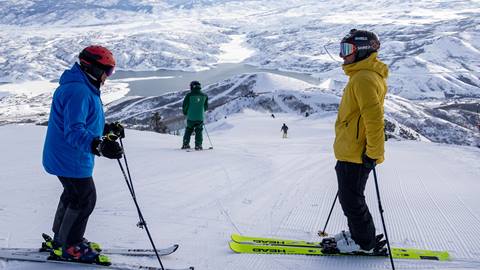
50, 242, 111, 266
372, 234, 388, 255
321, 230, 387, 255
195, 145, 203, 151
321, 231, 357, 254
181, 144, 191, 149
41, 233, 102, 253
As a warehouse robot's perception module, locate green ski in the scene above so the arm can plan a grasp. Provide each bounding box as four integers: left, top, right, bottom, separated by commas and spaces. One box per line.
230, 234, 450, 261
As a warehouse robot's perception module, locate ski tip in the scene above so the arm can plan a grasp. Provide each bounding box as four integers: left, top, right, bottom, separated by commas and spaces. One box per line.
230, 234, 241, 242
173, 244, 180, 252
228, 241, 243, 253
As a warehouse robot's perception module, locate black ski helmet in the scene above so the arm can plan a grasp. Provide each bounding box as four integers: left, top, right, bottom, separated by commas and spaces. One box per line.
340, 29, 380, 63
190, 81, 201, 91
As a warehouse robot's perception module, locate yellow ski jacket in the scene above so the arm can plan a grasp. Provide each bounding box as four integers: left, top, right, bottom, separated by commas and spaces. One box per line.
333, 53, 389, 164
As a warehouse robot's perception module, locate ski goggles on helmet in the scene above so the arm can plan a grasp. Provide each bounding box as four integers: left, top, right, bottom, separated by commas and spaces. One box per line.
104, 65, 115, 77
339, 42, 357, 58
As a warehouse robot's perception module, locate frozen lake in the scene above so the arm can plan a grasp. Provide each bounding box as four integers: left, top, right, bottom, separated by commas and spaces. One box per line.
111, 63, 321, 96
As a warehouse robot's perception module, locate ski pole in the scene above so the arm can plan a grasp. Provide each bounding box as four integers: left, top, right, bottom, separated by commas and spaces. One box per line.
372, 167, 395, 270
203, 123, 214, 149
117, 139, 165, 270
119, 138, 136, 198
318, 192, 338, 237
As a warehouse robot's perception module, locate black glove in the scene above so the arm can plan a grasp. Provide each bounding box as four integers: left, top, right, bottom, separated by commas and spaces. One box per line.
103, 122, 125, 140
92, 138, 124, 159
362, 154, 377, 169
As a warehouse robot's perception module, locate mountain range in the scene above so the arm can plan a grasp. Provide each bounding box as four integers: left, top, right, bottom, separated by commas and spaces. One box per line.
0, 0, 478, 146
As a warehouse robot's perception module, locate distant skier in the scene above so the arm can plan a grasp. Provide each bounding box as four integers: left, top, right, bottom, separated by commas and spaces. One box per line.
330, 29, 388, 254
281, 123, 289, 138
42, 45, 123, 264
182, 81, 208, 150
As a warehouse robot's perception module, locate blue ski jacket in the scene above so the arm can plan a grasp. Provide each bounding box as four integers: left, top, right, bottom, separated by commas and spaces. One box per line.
42, 63, 105, 178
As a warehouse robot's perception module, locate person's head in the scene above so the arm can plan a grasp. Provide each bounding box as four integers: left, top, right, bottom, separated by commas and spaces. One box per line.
79, 45, 116, 87
190, 81, 201, 91
339, 29, 380, 65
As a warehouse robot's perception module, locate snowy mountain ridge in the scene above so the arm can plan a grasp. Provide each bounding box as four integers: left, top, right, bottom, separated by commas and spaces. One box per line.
103, 73, 478, 146
1, 0, 479, 99
0, 71, 478, 147
0, 0, 478, 147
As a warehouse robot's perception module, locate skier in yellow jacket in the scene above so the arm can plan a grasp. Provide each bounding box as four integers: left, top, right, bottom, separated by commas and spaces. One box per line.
331, 29, 388, 254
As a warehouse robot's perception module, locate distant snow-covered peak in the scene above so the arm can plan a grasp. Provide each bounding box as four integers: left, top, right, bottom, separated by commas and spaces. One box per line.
252, 72, 315, 93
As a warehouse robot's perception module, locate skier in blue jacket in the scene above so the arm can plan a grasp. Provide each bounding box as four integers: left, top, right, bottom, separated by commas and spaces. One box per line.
42, 45, 123, 264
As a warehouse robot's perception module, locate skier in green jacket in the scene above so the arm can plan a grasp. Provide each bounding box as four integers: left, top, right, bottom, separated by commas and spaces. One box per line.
182, 81, 209, 150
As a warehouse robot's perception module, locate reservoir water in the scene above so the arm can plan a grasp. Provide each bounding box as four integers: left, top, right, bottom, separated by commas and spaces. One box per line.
110, 63, 320, 96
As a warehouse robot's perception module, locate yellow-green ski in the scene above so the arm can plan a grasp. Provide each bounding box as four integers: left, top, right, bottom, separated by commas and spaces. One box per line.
232, 234, 321, 247
230, 234, 450, 261
230, 242, 324, 256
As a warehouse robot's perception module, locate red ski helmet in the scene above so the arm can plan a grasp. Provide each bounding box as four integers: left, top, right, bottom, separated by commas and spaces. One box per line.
79, 45, 116, 79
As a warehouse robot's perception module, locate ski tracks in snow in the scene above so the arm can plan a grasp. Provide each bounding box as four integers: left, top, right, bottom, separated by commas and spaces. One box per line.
2, 116, 480, 270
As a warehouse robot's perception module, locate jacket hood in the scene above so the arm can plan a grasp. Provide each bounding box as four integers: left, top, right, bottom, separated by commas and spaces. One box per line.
59, 63, 100, 96
342, 52, 389, 79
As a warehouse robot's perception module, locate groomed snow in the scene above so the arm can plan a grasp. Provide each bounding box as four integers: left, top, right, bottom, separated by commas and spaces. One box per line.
252, 72, 315, 93
1, 110, 479, 269
217, 35, 255, 64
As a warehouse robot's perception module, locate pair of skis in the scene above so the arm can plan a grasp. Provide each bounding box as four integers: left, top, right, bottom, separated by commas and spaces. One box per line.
0, 234, 193, 270
0, 245, 178, 257
229, 233, 450, 261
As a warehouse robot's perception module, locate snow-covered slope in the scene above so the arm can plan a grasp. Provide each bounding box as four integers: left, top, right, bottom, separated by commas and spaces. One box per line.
0, 111, 479, 270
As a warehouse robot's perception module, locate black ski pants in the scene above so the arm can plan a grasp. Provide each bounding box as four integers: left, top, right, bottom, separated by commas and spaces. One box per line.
52, 176, 96, 246
335, 161, 376, 250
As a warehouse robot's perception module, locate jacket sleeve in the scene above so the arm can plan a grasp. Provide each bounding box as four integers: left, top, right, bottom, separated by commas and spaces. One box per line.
353, 76, 384, 160
204, 95, 209, 111
63, 88, 97, 153
182, 94, 189, 115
